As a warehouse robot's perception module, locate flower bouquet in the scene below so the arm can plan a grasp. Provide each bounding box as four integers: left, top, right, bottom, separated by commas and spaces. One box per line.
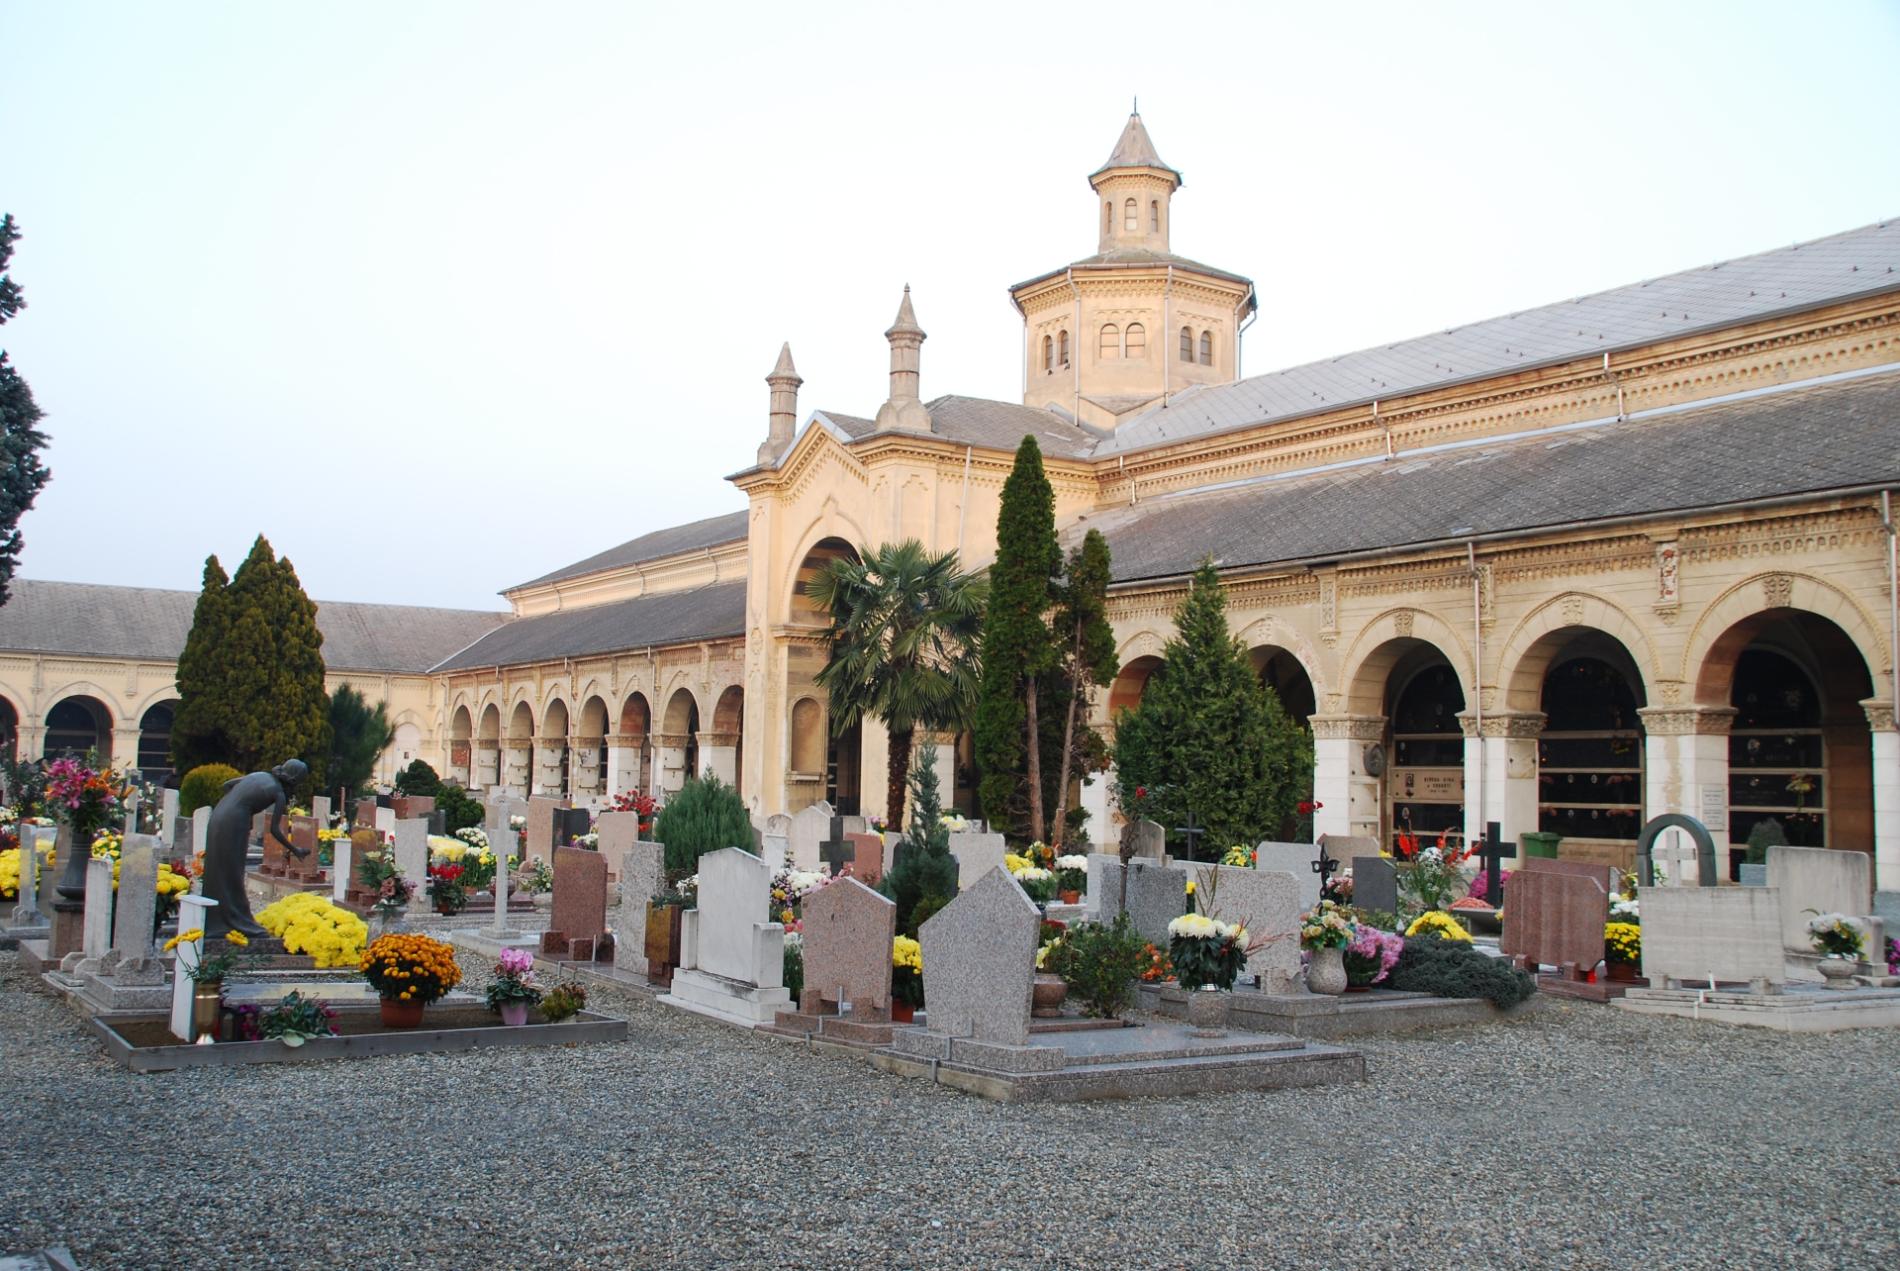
1299, 900, 1354, 951
892, 934, 923, 1019
360, 932, 461, 1026
1806, 911, 1866, 960
485, 947, 543, 1024
1167, 912, 1249, 990
426, 861, 468, 915
1604, 921, 1642, 966
357, 849, 413, 920
1343, 925, 1403, 988
1404, 910, 1473, 943
1220, 844, 1256, 868
1015, 866, 1057, 905
1054, 854, 1089, 901
1137, 941, 1173, 984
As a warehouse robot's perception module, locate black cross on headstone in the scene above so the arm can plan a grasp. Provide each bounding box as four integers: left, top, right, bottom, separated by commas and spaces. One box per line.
1173, 810, 1207, 861
1313, 841, 1342, 891
1475, 821, 1517, 907
818, 816, 853, 877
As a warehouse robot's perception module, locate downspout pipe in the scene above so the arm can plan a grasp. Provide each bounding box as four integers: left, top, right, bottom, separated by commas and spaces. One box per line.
1884, 490, 1899, 709
1468, 540, 1484, 846
956, 445, 974, 558
1066, 268, 1081, 420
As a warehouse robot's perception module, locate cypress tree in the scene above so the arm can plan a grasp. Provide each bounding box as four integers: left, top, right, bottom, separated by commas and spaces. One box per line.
326, 686, 393, 796
654, 772, 752, 874
1048, 529, 1120, 848
881, 742, 959, 935
1111, 557, 1308, 857
0, 215, 52, 608
975, 436, 1060, 842
171, 556, 234, 773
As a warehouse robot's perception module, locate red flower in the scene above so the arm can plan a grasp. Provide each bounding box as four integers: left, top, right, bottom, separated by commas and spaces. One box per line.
1134, 787, 1148, 800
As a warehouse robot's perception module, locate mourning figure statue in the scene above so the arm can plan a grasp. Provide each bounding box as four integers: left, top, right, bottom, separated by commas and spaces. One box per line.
202, 760, 307, 938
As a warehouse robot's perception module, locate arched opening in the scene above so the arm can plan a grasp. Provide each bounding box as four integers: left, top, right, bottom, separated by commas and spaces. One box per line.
1180, 326, 1193, 362
790, 697, 825, 775
1149, 199, 1159, 232
43, 695, 112, 762
792, 536, 860, 624
1109, 655, 1164, 717
1123, 197, 1137, 231
620, 692, 652, 792
542, 699, 571, 798
1699, 610, 1875, 851
1199, 329, 1213, 366
1125, 322, 1146, 359
507, 700, 535, 795
477, 703, 501, 789
714, 684, 745, 796
827, 718, 861, 816
1386, 649, 1466, 852
1058, 329, 1069, 367
1249, 647, 1316, 726
137, 701, 178, 777
0, 698, 17, 764
664, 688, 701, 783
449, 705, 473, 786
578, 695, 610, 795
389, 722, 422, 782
1099, 324, 1121, 360
1042, 334, 1053, 373
1535, 638, 1647, 848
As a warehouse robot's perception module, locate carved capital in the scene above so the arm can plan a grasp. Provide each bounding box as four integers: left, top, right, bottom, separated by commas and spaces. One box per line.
651, 732, 693, 748
1862, 698, 1897, 733
1637, 705, 1738, 736
1309, 713, 1387, 742
1477, 711, 1546, 739
696, 731, 740, 748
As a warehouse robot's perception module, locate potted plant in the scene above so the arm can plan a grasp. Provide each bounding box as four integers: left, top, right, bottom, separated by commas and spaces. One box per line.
357, 848, 414, 926
1015, 866, 1057, 905
360, 932, 461, 1027
645, 879, 692, 987
1342, 925, 1403, 990
1299, 900, 1354, 995
540, 979, 587, 1022
1604, 921, 1642, 981
891, 934, 923, 1023
1806, 911, 1866, 988
485, 947, 543, 1026
163, 927, 256, 1042
426, 861, 468, 916
1044, 915, 1145, 1019
1167, 912, 1249, 992
1054, 854, 1089, 905
1033, 918, 1069, 1014
257, 991, 338, 1047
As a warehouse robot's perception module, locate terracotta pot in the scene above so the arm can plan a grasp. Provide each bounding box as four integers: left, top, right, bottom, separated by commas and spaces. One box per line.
1058, 889, 1080, 906
1606, 961, 1640, 983
1031, 973, 1068, 1017
380, 998, 425, 1029
890, 1000, 916, 1024
191, 979, 223, 1042
1306, 945, 1348, 995
499, 1001, 530, 1027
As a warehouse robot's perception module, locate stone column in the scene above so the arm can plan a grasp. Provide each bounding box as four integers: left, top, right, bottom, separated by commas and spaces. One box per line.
605, 733, 645, 799
1476, 711, 1545, 843
1862, 699, 1899, 904
1309, 714, 1385, 841
109, 724, 140, 772
653, 733, 690, 794
475, 738, 500, 792
570, 735, 604, 800
697, 730, 739, 788
1638, 705, 1737, 834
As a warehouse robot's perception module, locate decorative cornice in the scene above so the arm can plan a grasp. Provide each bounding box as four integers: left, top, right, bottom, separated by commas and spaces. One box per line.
1637, 705, 1738, 736
1309, 713, 1386, 741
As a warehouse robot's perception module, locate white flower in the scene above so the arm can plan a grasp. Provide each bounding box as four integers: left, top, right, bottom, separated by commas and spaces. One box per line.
1015, 867, 1053, 883
1168, 913, 1239, 941
1054, 855, 1090, 871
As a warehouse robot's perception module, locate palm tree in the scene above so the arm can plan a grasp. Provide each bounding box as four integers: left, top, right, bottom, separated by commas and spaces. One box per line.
808, 540, 987, 826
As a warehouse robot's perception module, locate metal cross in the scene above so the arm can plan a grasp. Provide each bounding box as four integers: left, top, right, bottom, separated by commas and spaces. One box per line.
1312, 842, 1342, 890
1173, 810, 1207, 861
1475, 821, 1517, 906
818, 817, 853, 877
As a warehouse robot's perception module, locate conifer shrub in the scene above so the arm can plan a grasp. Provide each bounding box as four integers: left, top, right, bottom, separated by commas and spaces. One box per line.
881, 743, 960, 935
179, 764, 241, 816
653, 772, 752, 874
395, 759, 441, 797
1387, 932, 1536, 1008
434, 781, 484, 834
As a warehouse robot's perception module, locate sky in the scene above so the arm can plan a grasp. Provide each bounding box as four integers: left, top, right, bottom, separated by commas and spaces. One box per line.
3, 0, 1898, 611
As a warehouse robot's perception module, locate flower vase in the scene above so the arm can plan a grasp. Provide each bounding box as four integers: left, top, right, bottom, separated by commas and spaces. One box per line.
1816, 956, 1858, 990
380, 998, 425, 1028
1307, 945, 1348, 995
191, 979, 223, 1042
890, 1000, 915, 1024
1186, 987, 1227, 1030
499, 1001, 530, 1027
1031, 973, 1068, 1017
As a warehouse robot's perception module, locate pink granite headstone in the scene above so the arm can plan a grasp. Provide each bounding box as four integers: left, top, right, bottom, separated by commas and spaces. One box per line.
540, 845, 608, 961
845, 832, 885, 887
801, 876, 896, 1019
1499, 868, 1609, 976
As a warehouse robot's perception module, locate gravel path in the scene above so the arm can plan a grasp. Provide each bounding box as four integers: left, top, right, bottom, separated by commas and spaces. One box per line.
3, 949, 1895, 1270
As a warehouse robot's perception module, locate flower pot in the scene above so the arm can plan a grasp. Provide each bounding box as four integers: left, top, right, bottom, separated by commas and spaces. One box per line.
890, 1000, 915, 1024
191, 979, 223, 1042
1306, 945, 1348, 995
1031, 973, 1068, 1017
1816, 956, 1858, 990
380, 998, 425, 1029
499, 1001, 530, 1027
1606, 961, 1640, 983
1057, 889, 1080, 906
645, 903, 684, 987
1186, 987, 1227, 1029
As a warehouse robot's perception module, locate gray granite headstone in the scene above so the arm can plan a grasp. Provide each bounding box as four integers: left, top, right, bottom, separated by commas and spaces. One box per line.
1129, 819, 1166, 861
107, 834, 165, 984
1200, 864, 1302, 992
1351, 855, 1398, 917
610, 839, 670, 976
13, 825, 51, 928
1086, 852, 1125, 924
1255, 840, 1321, 911
159, 789, 180, 840
310, 794, 332, 826
1125, 859, 1188, 944
66, 855, 116, 975
917, 867, 1040, 1046
947, 830, 1007, 890
394, 820, 430, 906
190, 807, 210, 858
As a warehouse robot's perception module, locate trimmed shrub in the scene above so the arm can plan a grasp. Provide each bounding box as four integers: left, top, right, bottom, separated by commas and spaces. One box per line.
1046, 914, 1147, 1018
395, 759, 441, 798
435, 781, 484, 834
653, 772, 752, 874
179, 764, 241, 816
1388, 932, 1536, 1008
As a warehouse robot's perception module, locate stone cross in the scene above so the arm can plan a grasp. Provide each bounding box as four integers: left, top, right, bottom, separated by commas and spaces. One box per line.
123, 789, 140, 836
168, 893, 217, 1041
818, 817, 853, 877
1651, 835, 1701, 886
487, 805, 516, 935
1474, 821, 1517, 906
1173, 810, 1207, 861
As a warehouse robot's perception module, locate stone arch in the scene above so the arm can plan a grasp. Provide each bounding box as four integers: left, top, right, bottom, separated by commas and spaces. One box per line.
1685, 571, 1889, 706
789, 696, 825, 774
136, 699, 179, 775
1340, 609, 1475, 716
1499, 591, 1657, 712
782, 523, 865, 625
42, 691, 116, 762
0, 695, 16, 764
542, 697, 570, 739
507, 700, 535, 740
1108, 655, 1164, 717
450, 705, 474, 740
577, 695, 610, 739
1235, 617, 1326, 702
618, 692, 651, 737
713, 684, 745, 734
478, 703, 502, 739
662, 686, 701, 737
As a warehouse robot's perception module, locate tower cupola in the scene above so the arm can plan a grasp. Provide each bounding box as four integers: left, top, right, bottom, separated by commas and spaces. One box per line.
757, 342, 802, 465
1089, 108, 1180, 255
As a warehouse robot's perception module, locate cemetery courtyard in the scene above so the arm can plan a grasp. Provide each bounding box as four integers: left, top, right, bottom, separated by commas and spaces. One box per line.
4, 947, 1895, 1270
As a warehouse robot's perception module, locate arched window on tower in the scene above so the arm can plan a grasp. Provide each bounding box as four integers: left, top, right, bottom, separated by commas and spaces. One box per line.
1125, 323, 1146, 358
1199, 329, 1213, 366
1180, 327, 1193, 361
1042, 334, 1054, 373
1058, 329, 1069, 367
1123, 198, 1137, 231
1150, 200, 1159, 232
1099, 324, 1121, 359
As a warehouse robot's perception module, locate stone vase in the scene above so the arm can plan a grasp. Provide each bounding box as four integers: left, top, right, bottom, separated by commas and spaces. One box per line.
1307, 945, 1348, 995
1816, 957, 1858, 990
1186, 987, 1228, 1029
1031, 973, 1068, 1017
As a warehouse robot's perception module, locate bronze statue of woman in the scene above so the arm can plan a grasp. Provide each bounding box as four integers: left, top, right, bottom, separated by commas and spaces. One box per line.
202, 759, 308, 938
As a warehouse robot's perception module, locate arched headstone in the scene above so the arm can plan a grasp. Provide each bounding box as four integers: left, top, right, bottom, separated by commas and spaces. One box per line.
1636, 814, 1717, 888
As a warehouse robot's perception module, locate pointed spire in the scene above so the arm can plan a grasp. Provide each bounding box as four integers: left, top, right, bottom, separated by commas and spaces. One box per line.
766, 340, 802, 386
885, 284, 925, 340
758, 341, 803, 466
874, 285, 931, 434
1090, 109, 1181, 186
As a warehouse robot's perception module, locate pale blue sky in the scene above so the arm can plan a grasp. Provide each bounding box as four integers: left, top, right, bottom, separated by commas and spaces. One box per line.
3, 0, 1897, 610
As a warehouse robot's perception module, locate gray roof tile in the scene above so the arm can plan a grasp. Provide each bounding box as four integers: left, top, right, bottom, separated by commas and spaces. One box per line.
0, 580, 507, 673
512, 510, 749, 590
810, 396, 1098, 459
431, 581, 746, 673
1079, 369, 1900, 583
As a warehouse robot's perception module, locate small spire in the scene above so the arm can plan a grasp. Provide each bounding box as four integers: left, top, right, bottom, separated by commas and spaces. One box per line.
766, 341, 801, 385
1091, 109, 1180, 185
885, 284, 925, 339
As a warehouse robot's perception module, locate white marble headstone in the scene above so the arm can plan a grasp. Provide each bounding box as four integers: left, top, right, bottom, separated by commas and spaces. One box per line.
947, 830, 1007, 890
692, 847, 782, 988
169, 894, 217, 1041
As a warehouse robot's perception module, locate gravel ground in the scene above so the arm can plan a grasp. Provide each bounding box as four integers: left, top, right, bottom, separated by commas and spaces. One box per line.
3, 950, 1896, 1271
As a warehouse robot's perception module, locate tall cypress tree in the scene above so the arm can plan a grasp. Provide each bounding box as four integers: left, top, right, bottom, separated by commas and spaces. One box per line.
975, 435, 1060, 843
1111, 557, 1307, 857
171, 555, 234, 772
1048, 529, 1120, 848
0, 215, 52, 608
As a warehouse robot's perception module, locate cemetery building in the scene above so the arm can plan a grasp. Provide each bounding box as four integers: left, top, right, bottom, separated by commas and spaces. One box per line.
2, 111, 1897, 899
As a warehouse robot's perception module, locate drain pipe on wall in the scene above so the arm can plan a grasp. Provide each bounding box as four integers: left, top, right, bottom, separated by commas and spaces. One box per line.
1884, 490, 1899, 709
1468, 540, 1485, 841
956, 445, 974, 558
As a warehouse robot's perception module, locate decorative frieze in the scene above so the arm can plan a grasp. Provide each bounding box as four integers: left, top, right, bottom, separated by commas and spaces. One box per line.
1309, 713, 1386, 742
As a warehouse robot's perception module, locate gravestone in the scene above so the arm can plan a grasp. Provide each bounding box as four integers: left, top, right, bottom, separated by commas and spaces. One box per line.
1255, 841, 1322, 911
8, 827, 49, 933
342, 829, 386, 910
1520, 855, 1621, 890
1639, 886, 1785, 990
663, 847, 790, 1026
373, 806, 397, 838
610, 841, 668, 978
159, 789, 180, 839
1125, 859, 1189, 945
191, 807, 210, 858
310, 795, 332, 826
555, 806, 592, 848
1500, 868, 1608, 978
331, 833, 354, 905
845, 832, 885, 887
1129, 819, 1166, 861
540, 846, 609, 961
917, 867, 1040, 1046
1201, 864, 1301, 992
64, 855, 116, 975
168, 894, 217, 1042
760, 831, 789, 874
170, 816, 193, 856
104, 834, 165, 985
1637, 814, 1717, 887
393, 820, 430, 907
390, 794, 436, 822
763, 812, 793, 844
353, 799, 377, 830
1766, 845, 1875, 969
1086, 853, 1125, 924
1351, 855, 1398, 917
485, 799, 524, 936
594, 810, 641, 881
947, 830, 1007, 890
801, 875, 896, 1018
525, 796, 567, 864
788, 802, 834, 871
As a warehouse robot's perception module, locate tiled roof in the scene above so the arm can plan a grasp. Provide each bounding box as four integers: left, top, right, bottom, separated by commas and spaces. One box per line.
1078, 369, 1900, 584
1096, 217, 1900, 457
1092, 111, 1179, 183
0, 580, 507, 673
807, 396, 1098, 460
512, 510, 749, 591
432, 582, 746, 673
